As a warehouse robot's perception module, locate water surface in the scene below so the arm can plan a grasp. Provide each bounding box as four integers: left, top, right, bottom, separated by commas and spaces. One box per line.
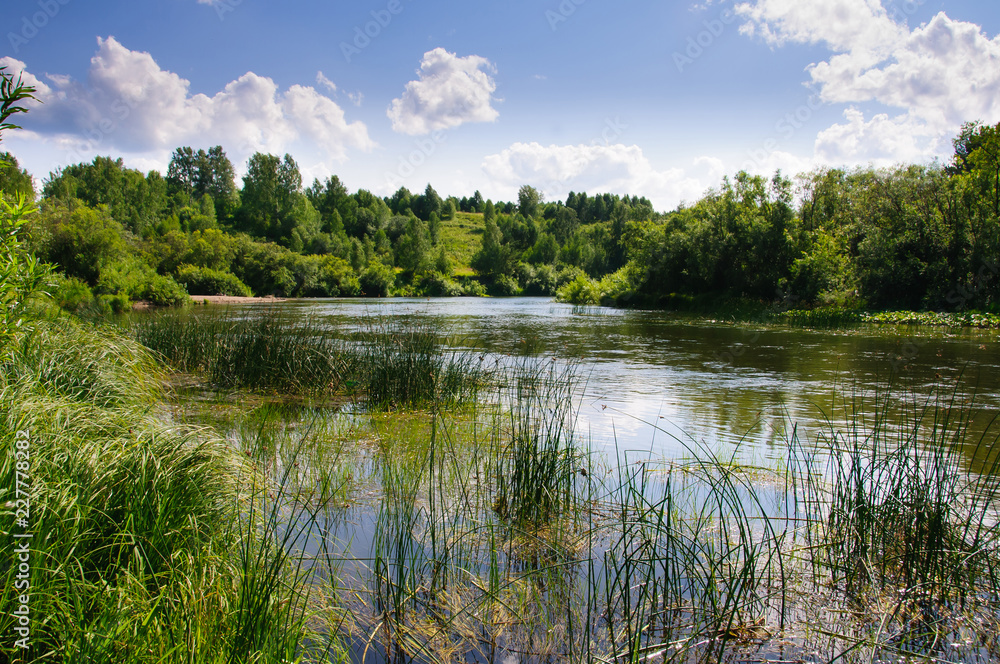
195, 296, 1000, 469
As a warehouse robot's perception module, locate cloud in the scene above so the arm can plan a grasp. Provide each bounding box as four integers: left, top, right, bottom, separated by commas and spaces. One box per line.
0, 37, 373, 166
387, 48, 499, 135
735, 1, 1000, 164
315, 71, 337, 93
482, 142, 714, 210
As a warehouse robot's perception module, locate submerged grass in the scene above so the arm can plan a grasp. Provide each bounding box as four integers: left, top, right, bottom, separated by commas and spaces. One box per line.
127, 310, 489, 411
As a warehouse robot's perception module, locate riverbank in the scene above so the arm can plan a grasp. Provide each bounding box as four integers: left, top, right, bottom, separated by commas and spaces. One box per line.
195, 294, 287, 305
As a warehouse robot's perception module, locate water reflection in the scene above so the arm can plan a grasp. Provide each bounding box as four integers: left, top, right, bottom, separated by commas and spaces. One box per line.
187, 296, 1000, 469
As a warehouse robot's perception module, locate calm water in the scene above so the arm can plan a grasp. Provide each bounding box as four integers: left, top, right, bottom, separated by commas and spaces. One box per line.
196, 296, 1000, 471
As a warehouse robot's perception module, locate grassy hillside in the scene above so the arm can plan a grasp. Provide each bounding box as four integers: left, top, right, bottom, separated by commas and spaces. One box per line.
439, 211, 483, 277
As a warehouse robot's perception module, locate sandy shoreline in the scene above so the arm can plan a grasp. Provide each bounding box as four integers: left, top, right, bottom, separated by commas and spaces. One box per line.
193, 294, 287, 305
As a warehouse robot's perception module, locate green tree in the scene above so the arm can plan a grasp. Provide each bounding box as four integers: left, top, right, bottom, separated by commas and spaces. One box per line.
42, 157, 168, 236
471, 213, 512, 280
518, 185, 541, 218
237, 152, 303, 244
0, 153, 34, 199
395, 216, 431, 277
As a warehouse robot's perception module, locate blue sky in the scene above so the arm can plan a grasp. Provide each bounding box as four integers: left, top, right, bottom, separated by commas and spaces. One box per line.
2, 0, 999, 210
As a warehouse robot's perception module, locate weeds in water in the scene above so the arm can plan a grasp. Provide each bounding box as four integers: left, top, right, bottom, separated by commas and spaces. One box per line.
490, 359, 580, 531
355, 322, 486, 411
38, 307, 1000, 663
814, 386, 1000, 658
128, 311, 489, 410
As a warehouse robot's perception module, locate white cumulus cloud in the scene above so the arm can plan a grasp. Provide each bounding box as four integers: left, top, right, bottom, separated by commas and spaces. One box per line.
735, 1, 1000, 164
387, 48, 499, 135
0, 37, 373, 168
482, 142, 714, 210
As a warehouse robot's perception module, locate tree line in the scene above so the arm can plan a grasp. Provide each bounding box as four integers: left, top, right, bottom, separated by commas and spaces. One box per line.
4, 119, 1000, 313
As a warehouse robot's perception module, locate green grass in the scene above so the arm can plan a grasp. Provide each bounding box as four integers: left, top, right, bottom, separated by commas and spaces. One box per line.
127, 311, 490, 410
438, 212, 483, 276
0, 319, 340, 662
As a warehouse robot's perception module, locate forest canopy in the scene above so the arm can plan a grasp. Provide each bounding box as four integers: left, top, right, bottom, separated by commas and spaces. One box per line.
7, 119, 1000, 313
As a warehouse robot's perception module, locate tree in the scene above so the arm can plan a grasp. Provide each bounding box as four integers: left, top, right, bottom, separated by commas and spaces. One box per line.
0, 153, 34, 199
238, 152, 303, 243
413, 183, 442, 220
0, 66, 42, 339
42, 157, 167, 236
954, 121, 1000, 218
518, 185, 541, 218
471, 213, 512, 280
388, 186, 412, 215
167, 146, 198, 196
395, 216, 431, 277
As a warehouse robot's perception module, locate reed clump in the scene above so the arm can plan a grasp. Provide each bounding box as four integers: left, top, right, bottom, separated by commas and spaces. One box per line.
128, 311, 489, 411
810, 388, 1000, 656
0, 319, 336, 662
490, 359, 580, 532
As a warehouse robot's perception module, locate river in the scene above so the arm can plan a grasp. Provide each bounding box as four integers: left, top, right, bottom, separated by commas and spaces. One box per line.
189, 296, 1000, 471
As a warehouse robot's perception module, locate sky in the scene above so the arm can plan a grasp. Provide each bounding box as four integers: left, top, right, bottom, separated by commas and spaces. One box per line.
1, 0, 999, 211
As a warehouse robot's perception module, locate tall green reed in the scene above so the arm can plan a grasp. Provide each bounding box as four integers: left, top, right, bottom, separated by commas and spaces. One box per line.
0, 319, 341, 662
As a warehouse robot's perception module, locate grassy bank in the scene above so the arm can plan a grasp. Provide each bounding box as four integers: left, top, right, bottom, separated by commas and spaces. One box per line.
0, 319, 343, 662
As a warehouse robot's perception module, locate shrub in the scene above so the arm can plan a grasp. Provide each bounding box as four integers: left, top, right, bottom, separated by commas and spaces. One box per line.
175, 264, 253, 297
556, 273, 600, 304
360, 261, 394, 297
489, 273, 520, 296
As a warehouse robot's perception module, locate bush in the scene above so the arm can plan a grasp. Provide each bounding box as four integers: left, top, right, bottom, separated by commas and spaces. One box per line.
419, 270, 463, 296
97, 256, 190, 307
459, 277, 487, 297
489, 273, 521, 296
556, 274, 600, 304
175, 264, 253, 297
50, 273, 95, 313
360, 261, 394, 297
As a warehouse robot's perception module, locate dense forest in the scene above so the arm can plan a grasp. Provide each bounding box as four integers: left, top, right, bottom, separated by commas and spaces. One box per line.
4, 119, 999, 314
